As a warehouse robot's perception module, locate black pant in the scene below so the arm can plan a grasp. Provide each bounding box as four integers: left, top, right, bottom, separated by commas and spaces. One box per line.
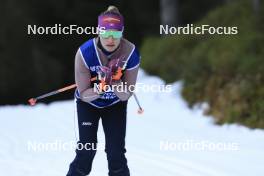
66, 100, 130, 176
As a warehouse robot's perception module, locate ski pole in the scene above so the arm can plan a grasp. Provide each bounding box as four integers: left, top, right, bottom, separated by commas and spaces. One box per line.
28, 84, 144, 114
133, 93, 144, 114
28, 84, 77, 106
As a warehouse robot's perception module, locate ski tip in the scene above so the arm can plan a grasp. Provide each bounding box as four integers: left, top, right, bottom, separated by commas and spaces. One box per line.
28, 98, 37, 106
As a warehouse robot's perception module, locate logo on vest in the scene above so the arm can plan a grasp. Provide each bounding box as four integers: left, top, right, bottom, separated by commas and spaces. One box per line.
89, 66, 101, 72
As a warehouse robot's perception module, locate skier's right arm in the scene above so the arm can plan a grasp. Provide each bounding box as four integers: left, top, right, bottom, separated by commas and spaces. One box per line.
75, 49, 100, 102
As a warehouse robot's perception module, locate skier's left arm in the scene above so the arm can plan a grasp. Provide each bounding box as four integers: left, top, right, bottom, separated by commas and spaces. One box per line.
112, 48, 141, 101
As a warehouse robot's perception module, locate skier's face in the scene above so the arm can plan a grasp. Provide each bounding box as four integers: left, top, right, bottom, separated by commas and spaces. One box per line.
99, 30, 121, 52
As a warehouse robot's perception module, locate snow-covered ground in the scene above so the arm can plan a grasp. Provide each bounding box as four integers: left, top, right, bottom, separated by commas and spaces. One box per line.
0, 69, 264, 176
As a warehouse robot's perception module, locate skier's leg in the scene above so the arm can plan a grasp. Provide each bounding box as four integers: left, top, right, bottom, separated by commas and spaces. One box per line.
67, 100, 100, 176
101, 101, 130, 176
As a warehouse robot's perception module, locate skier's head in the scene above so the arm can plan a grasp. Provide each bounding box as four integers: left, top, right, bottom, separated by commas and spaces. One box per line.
98, 6, 124, 52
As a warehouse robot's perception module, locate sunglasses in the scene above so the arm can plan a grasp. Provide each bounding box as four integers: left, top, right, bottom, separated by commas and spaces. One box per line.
100, 30, 123, 39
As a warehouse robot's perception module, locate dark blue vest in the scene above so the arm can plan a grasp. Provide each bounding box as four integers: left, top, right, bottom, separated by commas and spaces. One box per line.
75, 38, 140, 108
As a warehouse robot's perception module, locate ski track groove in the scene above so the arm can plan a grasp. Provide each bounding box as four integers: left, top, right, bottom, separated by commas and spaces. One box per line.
129, 147, 232, 176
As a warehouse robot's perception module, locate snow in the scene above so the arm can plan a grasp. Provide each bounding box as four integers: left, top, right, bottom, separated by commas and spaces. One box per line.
0, 69, 264, 176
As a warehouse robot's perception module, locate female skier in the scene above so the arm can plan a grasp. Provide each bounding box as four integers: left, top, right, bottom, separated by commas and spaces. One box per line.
66, 6, 140, 176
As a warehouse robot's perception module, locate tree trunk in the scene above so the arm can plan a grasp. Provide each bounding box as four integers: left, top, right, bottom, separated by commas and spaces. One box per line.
160, 0, 179, 26
253, 0, 260, 15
